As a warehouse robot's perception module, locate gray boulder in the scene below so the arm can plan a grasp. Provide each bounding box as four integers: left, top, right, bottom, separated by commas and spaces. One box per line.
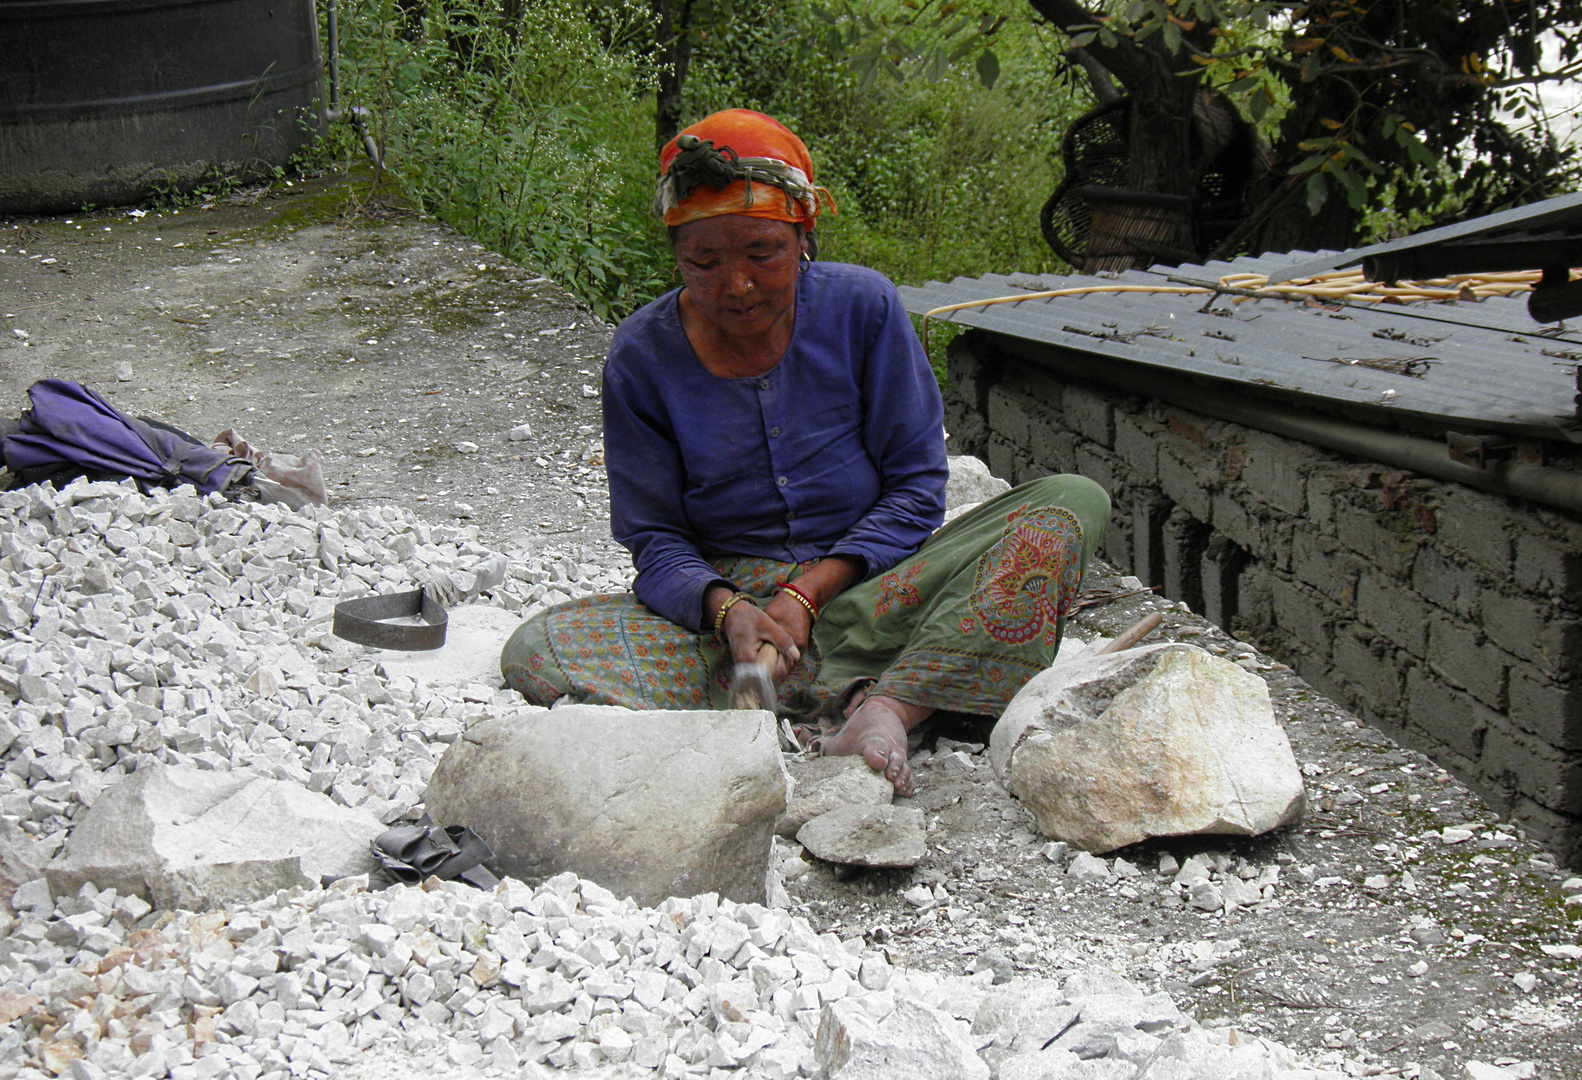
946, 454, 1011, 508
990, 643, 1305, 854
944, 455, 1012, 524
47, 765, 385, 910
424, 704, 786, 906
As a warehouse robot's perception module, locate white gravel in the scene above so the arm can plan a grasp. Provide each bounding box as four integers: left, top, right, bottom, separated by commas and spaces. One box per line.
0, 478, 1370, 1079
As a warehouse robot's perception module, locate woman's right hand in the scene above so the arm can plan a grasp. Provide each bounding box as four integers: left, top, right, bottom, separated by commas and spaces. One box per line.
722, 598, 800, 681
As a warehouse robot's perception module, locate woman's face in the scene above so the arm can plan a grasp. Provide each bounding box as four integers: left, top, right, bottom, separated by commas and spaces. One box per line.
673, 216, 804, 341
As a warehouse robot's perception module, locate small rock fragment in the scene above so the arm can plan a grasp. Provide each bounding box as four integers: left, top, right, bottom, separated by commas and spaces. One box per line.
797, 805, 927, 868
815, 997, 989, 1080
777, 757, 893, 839
1066, 852, 1109, 885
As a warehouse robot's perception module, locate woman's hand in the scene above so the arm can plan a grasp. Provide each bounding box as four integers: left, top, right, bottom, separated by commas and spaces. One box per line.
723, 598, 799, 680
704, 554, 864, 681
764, 590, 815, 656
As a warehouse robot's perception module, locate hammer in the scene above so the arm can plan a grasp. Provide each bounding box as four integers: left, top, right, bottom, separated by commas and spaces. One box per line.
729, 643, 779, 712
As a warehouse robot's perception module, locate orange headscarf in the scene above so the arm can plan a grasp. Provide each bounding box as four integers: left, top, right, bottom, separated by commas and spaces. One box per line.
655, 109, 835, 229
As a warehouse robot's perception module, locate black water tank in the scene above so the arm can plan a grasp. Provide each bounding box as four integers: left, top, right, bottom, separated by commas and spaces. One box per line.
0, 0, 325, 215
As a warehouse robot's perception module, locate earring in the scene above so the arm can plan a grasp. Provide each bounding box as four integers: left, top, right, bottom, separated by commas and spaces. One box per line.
672, 264, 682, 283
800, 252, 812, 273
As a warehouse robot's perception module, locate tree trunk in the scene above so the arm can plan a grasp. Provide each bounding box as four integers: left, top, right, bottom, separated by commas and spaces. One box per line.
1253, 188, 1357, 256
1087, 57, 1201, 270
653, 0, 695, 152
1247, 89, 1362, 256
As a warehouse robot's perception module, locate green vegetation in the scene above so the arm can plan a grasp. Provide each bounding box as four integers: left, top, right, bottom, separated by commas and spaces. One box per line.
320, 0, 1580, 381
332, 0, 667, 323
325, 0, 1082, 344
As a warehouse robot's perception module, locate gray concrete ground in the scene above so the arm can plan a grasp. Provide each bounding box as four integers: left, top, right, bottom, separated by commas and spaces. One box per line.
3, 173, 1581, 1079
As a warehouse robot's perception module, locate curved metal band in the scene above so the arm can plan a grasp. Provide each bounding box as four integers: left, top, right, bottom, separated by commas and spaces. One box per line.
332, 588, 448, 650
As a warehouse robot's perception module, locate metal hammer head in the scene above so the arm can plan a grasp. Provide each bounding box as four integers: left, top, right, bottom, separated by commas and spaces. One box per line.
728, 644, 778, 713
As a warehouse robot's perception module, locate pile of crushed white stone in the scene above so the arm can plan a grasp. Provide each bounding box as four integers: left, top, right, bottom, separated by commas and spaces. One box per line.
0, 479, 1362, 1079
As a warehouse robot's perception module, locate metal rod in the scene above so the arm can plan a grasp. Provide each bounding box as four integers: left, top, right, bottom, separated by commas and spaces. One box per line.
322, 0, 381, 168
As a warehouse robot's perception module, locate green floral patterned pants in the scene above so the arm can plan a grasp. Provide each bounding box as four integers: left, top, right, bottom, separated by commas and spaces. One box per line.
500, 474, 1110, 720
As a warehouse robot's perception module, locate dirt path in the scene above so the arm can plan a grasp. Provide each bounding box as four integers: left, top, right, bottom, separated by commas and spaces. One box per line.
4, 174, 1580, 1080
2, 175, 615, 558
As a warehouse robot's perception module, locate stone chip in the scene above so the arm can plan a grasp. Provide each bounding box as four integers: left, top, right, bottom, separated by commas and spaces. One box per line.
797, 804, 927, 868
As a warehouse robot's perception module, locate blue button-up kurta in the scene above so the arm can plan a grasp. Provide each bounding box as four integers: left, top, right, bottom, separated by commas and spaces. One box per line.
602, 261, 948, 630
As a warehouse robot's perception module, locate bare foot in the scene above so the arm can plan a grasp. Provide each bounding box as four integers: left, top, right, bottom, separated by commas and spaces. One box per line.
791, 679, 876, 748
814, 695, 932, 797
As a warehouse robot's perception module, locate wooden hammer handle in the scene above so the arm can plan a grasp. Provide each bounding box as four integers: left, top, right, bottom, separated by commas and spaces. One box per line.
754, 643, 778, 673
1095, 612, 1163, 655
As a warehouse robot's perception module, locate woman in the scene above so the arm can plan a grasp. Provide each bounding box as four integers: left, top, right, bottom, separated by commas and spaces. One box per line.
501, 109, 1109, 796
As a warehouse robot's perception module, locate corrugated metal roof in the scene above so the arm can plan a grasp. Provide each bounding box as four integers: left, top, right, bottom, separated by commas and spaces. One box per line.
1268, 192, 1582, 284
898, 255, 1582, 442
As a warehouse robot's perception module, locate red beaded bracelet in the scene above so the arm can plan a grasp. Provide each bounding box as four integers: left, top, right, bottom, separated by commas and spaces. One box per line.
777, 582, 820, 622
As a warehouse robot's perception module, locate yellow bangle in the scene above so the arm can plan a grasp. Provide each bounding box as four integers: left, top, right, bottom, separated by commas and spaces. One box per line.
777, 583, 819, 622
713, 591, 755, 636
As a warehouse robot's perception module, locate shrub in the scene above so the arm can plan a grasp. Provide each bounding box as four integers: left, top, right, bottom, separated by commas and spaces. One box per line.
335, 0, 666, 322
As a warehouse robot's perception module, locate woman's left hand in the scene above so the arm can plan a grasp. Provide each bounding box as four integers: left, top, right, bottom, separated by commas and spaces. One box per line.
763, 554, 863, 671
764, 590, 814, 658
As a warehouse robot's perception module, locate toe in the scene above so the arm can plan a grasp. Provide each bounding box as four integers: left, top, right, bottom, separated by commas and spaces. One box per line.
860, 741, 891, 775
884, 752, 914, 797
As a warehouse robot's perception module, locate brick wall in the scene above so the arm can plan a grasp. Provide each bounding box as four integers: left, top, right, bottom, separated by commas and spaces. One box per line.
946, 331, 1582, 866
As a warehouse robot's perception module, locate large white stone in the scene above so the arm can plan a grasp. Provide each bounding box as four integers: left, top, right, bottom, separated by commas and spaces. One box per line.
424, 704, 787, 906
816, 996, 990, 1080
990, 643, 1305, 854
0, 818, 44, 914
945, 455, 1011, 509
47, 766, 385, 910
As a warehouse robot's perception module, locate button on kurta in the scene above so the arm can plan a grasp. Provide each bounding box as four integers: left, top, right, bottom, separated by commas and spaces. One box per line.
759, 378, 771, 390
770, 426, 782, 437
777, 476, 788, 487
